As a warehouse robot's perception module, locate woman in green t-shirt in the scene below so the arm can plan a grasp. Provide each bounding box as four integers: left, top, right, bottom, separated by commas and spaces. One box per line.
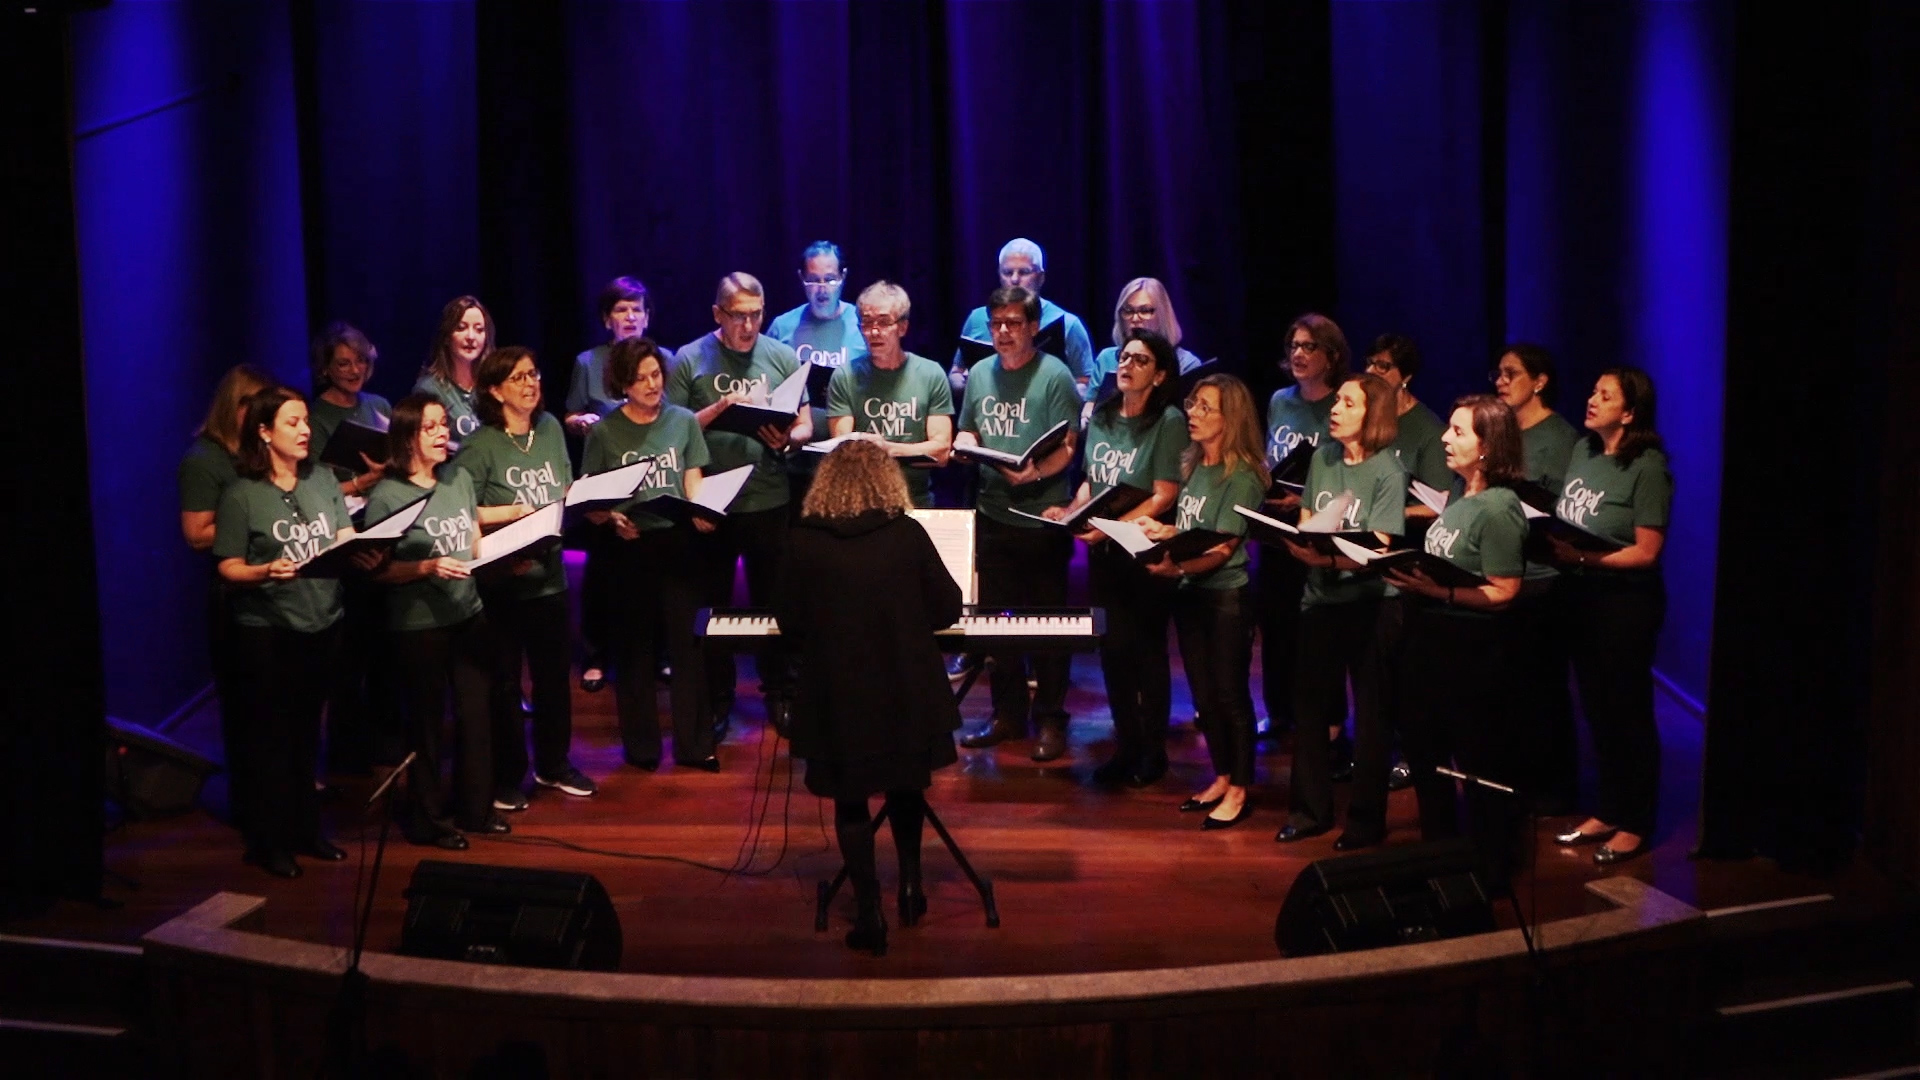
213, 386, 367, 878
1134, 375, 1270, 830
1384, 396, 1530, 886
368, 394, 503, 850
1047, 331, 1188, 787
308, 321, 392, 498
456, 347, 597, 807
1545, 368, 1672, 866
1274, 372, 1404, 848
413, 296, 494, 446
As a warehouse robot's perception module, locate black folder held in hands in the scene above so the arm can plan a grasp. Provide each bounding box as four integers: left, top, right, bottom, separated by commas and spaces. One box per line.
1268, 440, 1316, 495
951, 419, 1072, 472
318, 419, 389, 474
955, 318, 1069, 369
1233, 502, 1387, 556
1330, 536, 1491, 590
1006, 482, 1151, 530
630, 464, 754, 525
463, 502, 565, 572
297, 491, 428, 577
1088, 516, 1236, 564
705, 366, 809, 438
1528, 514, 1626, 555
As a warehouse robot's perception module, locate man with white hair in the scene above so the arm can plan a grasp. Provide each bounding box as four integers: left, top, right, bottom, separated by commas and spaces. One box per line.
949, 238, 1095, 395
826, 280, 953, 508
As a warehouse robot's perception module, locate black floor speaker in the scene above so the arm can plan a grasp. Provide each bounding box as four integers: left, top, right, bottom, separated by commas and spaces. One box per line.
400, 861, 623, 972
1275, 837, 1497, 957
105, 717, 220, 818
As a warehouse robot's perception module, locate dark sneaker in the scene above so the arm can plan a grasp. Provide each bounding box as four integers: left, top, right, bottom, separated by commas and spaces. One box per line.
533, 765, 599, 798
491, 788, 530, 812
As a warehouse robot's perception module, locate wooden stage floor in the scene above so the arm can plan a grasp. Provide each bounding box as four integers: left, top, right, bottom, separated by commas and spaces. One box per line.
12, 651, 1867, 980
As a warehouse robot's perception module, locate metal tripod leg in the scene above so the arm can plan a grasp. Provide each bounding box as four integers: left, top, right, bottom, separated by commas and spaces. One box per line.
813, 801, 999, 931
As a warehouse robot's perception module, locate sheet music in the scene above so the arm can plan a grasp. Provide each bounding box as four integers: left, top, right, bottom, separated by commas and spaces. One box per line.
906, 508, 977, 605
1087, 516, 1155, 557
1409, 479, 1450, 516
765, 365, 809, 412
565, 459, 655, 507
692, 464, 754, 512
464, 501, 562, 570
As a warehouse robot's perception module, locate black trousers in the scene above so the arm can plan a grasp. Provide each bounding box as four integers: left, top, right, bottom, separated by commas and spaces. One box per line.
481, 587, 574, 786
1174, 584, 1258, 787
694, 505, 794, 709
1564, 572, 1666, 837
834, 790, 928, 901
228, 622, 340, 854
205, 576, 248, 830
576, 525, 615, 670
392, 614, 495, 831
1256, 545, 1308, 730
323, 575, 403, 773
609, 527, 711, 764
1088, 541, 1174, 762
1399, 605, 1523, 887
976, 514, 1073, 728
1288, 598, 1389, 832
1509, 580, 1579, 811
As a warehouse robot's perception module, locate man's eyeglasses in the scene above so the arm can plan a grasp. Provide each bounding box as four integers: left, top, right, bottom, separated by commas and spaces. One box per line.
719, 308, 765, 323
859, 316, 901, 331
988, 318, 1030, 331
800, 274, 844, 288
1120, 305, 1157, 318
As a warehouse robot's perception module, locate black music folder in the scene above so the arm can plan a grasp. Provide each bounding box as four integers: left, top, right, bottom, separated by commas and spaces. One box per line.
704, 366, 809, 438
805, 361, 838, 404
464, 502, 565, 571
318, 418, 388, 474
1528, 514, 1626, 554
955, 318, 1068, 369
1268, 440, 1316, 495
1360, 547, 1492, 590
298, 491, 428, 577
1006, 482, 1151, 531
629, 464, 753, 525
952, 419, 1072, 471
1088, 516, 1236, 565
1233, 502, 1387, 556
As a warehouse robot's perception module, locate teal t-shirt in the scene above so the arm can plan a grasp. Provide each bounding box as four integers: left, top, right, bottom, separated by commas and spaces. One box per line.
1173, 460, 1266, 590
1521, 411, 1581, 496
770, 302, 869, 452
179, 435, 240, 514
414, 372, 482, 445
1082, 403, 1188, 497
309, 393, 392, 479
1556, 440, 1673, 549
957, 352, 1085, 526
824, 352, 953, 507
565, 342, 678, 418
1266, 385, 1335, 469
1426, 486, 1528, 580
1301, 445, 1408, 608
366, 469, 483, 631
580, 404, 711, 531
212, 473, 350, 633
954, 299, 1096, 386
451, 413, 573, 600
667, 333, 802, 514
1391, 400, 1453, 493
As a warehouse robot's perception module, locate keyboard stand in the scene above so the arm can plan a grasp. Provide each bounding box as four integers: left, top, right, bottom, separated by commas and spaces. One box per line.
814, 800, 1000, 931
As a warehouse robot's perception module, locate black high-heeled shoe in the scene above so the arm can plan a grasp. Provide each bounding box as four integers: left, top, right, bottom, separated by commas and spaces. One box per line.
898, 880, 927, 927
846, 905, 888, 956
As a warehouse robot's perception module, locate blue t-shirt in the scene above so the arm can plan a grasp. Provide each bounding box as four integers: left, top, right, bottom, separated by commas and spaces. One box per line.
953, 298, 1095, 385
768, 301, 867, 441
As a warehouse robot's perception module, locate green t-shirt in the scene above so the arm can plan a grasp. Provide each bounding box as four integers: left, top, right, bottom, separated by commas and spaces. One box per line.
309, 393, 392, 480
1266, 385, 1335, 468
1555, 439, 1673, 549
825, 352, 953, 507
366, 469, 484, 631
451, 413, 573, 600
211, 473, 350, 633
1426, 486, 1528, 580
178, 435, 241, 515
1521, 410, 1581, 495
413, 372, 482, 446
1391, 400, 1452, 493
667, 333, 803, 514
1301, 444, 1408, 608
957, 352, 1084, 526
1083, 403, 1188, 496
1174, 460, 1267, 590
580, 404, 711, 531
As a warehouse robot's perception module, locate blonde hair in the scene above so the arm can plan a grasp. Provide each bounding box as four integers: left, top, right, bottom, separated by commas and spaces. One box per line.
856, 280, 911, 321
197, 363, 278, 454
1110, 277, 1183, 347
715, 272, 765, 308
801, 440, 912, 520
1181, 374, 1271, 487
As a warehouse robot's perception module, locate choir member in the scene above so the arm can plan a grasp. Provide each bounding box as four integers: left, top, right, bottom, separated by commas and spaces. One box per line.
1548, 368, 1672, 865
414, 295, 494, 446
1090, 277, 1205, 389
769, 241, 868, 441
1136, 374, 1269, 829
307, 321, 391, 497
1364, 333, 1453, 503
671, 273, 810, 737
453, 347, 597, 803
367, 394, 505, 849
213, 386, 365, 877
1047, 330, 1188, 786
774, 440, 964, 957
1492, 344, 1580, 496
1274, 372, 1406, 847
1384, 395, 1530, 885
952, 287, 1085, 761
949, 238, 1096, 393
585, 338, 718, 771
825, 280, 954, 507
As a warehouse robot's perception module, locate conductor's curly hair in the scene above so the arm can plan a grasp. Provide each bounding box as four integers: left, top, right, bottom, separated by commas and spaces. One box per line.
801, 439, 912, 520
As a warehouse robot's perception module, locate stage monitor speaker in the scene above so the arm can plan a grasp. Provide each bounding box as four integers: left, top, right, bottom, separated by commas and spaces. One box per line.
400, 861, 622, 972
1275, 838, 1496, 957
105, 716, 219, 819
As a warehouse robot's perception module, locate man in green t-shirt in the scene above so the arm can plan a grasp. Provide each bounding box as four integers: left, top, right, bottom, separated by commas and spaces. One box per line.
669, 272, 813, 730
953, 287, 1084, 762
825, 281, 954, 507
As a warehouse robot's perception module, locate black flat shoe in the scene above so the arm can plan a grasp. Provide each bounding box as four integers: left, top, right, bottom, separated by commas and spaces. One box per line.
1274, 822, 1330, 844
579, 668, 606, 693
1127, 751, 1169, 788
845, 912, 888, 957
458, 812, 511, 835
959, 716, 1024, 750
245, 848, 302, 879
897, 881, 927, 927
1333, 829, 1384, 852
1178, 795, 1225, 814
1202, 802, 1253, 831
677, 756, 721, 773
1594, 838, 1651, 865
300, 837, 348, 862
623, 754, 661, 772
1555, 825, 1618, 846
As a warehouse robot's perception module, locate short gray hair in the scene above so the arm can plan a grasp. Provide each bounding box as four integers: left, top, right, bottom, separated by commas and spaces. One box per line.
997, 237, 1045, 271
715, 272, 764, 308
855, 280, 911, 321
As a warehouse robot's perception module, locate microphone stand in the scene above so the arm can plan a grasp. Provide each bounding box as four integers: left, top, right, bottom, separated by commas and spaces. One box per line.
322, 751, 414, 1079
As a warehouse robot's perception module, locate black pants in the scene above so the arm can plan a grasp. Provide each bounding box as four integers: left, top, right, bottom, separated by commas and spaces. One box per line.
610, 528, 711, 764
205, 576, 248, 830
392, 614, 495, 832
1288, 598, 1389, 833
323, 575, 402, 773
834, 790, 927, 899
694, 505, 794, 710
976, 515, 1073, 728
228, 622, 339, 854
1510, 580, 1579, 811
576, 525, 615, 671
1174, 584, 1257, 788
1088, 541, 1174, 762
482, 587, 574, 786
1564, 572, 1665, 837
1256, 545, 1308, 730
1399, 605, 1523, 888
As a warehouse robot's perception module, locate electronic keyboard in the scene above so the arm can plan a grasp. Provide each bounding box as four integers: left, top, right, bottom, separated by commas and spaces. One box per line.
697, 606, 1105, 652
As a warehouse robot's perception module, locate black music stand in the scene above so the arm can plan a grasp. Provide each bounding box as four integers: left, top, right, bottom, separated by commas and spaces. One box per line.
814, 800, 1000, 930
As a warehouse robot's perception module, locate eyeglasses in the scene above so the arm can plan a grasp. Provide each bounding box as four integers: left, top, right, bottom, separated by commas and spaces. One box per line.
1115, 352, 1155, 369
859, 316, 902, 331
1364, 357, 1397, 374
1185, 399, 1219, 417
799, 274, 844, 287
1488, 368, 1527, 385
1120, 305, 1157, 318
1288, 340, 1322, 354
719, 307, 765, 323
988, 318, 1030, 331
506, 368, 542, 385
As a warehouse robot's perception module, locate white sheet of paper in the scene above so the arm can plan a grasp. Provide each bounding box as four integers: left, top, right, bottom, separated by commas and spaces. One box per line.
765, 365, 809, 413
1300, 491, 1356, 533
358, 496, 428, 540
905, 508, 977, 605
1409, 479, 1450, 516
1088, 516, 1156, 558
1331, 535, 1381, 565
1234, 504, 1299, 534
464, 501, 563, 570
691, 464, 754, 512
802, 434, 854, 454
565, 459, 655, 507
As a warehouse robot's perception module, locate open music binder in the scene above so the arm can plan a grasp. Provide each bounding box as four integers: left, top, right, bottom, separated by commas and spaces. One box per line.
952, 419, 1071, 471
1006, 482, 1150, 531
804, 361, 838, 404
1233, 496, 1388, 556
297, 491, 428, 577
462, 501, 564, 571
1088, 516, 1235, 565
1529, 514, 1625, 553
704, 366, 809, 438
561, 459, 657, 519
1268, 440, 1316, 495
1331, 535, 1490, 590
954, 318, 1068, 369
317, 418, 388, 474
802, 434, 938, 467
629, 463, 754, 524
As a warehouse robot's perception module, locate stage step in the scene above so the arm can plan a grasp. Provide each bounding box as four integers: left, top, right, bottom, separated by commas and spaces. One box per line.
0, 934, 146, 1078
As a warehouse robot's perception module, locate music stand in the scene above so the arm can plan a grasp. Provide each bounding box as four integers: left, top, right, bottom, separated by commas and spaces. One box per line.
814, 800, 1000, 930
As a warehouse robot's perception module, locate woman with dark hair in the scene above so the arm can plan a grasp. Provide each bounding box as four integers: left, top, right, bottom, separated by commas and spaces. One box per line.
580, 338, 717, 771
1134, 374, 1270, 830
367, 393, 505, 850
774, 440, 964, 956
415, 296, 494, 446
1047, 330, 1189, 787
1492, 343, 1580, 496
213, 386, 364, 877
1274, 372, 1405, 847
1364, 333, 1453, 502
308, 321, 391, 498
452, 347, 596, 806
1548, 368, 1672, 866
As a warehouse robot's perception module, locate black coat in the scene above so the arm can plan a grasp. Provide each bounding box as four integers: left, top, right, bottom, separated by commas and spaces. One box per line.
773, 510, 964, 799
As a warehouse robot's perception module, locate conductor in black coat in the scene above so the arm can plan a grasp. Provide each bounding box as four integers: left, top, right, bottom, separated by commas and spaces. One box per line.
774, 440, 963, 956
